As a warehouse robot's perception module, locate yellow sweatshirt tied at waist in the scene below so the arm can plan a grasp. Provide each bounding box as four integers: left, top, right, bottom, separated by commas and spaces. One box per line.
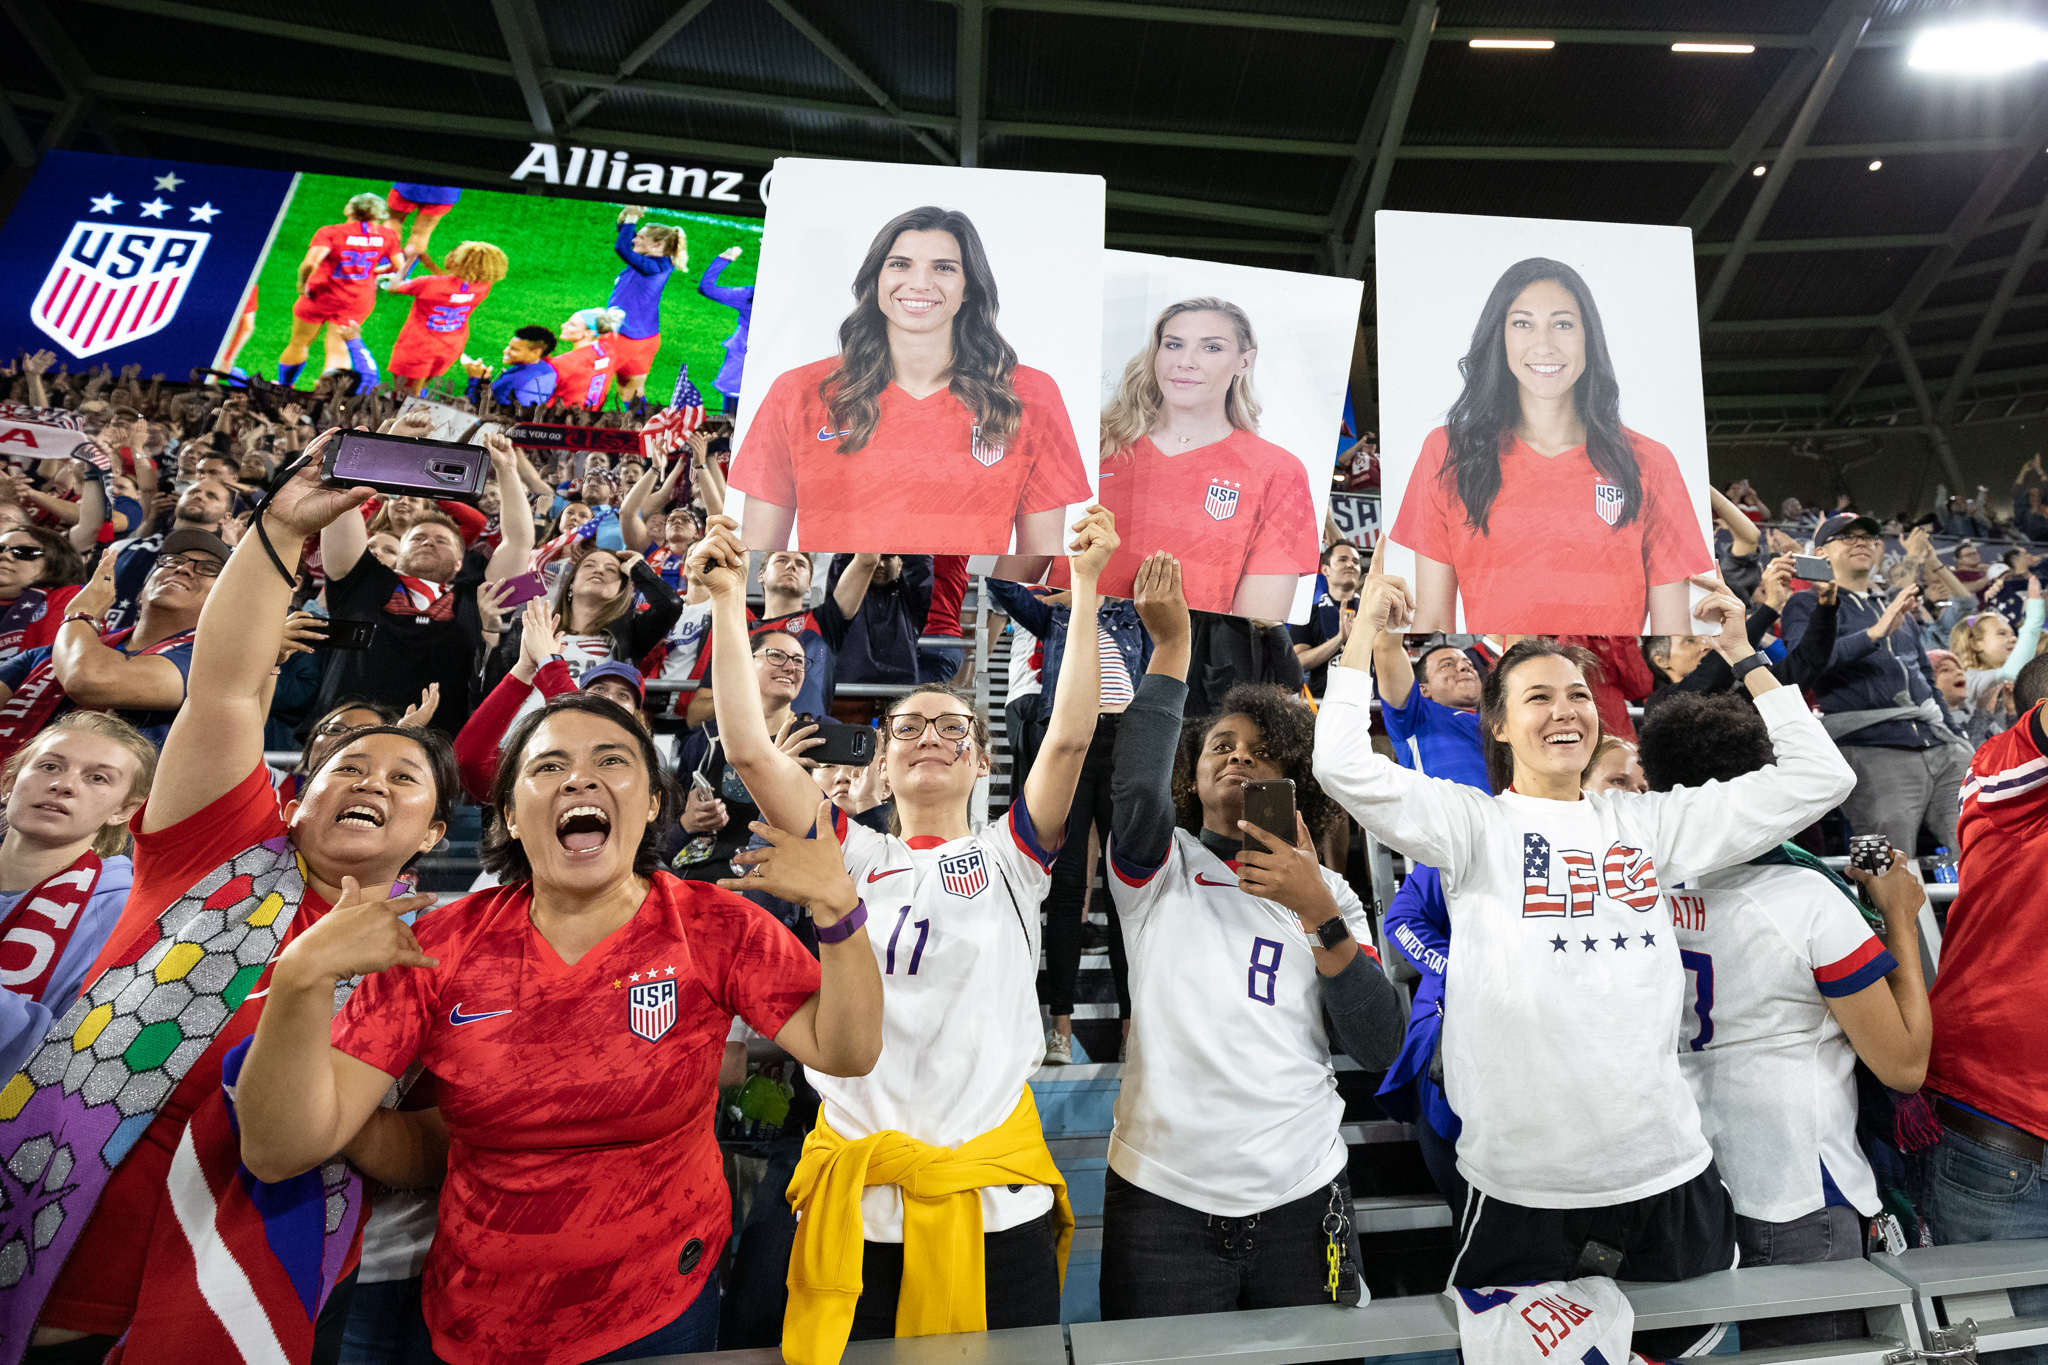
782, 1087, 1073, 1365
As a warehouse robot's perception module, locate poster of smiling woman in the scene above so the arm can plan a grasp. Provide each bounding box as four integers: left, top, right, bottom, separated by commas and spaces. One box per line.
727, 158, 1104, 556
1376, 210, 1714, 635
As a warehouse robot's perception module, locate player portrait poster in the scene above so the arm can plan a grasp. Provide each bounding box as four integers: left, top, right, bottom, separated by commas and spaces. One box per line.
1082, 249, 1356, 625
1375, 210, 1714, 635
727, 157, 1105, 557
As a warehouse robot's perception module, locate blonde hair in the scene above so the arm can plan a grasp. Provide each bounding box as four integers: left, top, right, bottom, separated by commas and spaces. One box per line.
345, 193, 389, 223
1949, 612, 2009, 671
2, 713, 158, 856
636, 223, 685, 261
1100, 297, 1261, 459
552, 544, 635, 637
442, 241, 509, 285
1581, 734, 1635, 787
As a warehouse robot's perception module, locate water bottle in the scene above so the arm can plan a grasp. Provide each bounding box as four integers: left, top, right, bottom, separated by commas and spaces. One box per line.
1931, 847, 1959, 884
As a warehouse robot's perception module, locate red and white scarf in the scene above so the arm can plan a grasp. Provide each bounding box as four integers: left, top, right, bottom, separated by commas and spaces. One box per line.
384, 574, 453, 621
0, 627, 194, 766
0, 849, 102, 1000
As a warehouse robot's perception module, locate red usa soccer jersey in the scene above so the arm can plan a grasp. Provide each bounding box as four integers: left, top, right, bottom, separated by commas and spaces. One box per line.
392, 275, 494, 343
548, 342, 615, 411
1092, 431, 1319, 613
331, 873, 820, 1365
731, 357, 1092, 554
816, 802, 1058, 1240
304, 221, 402, 317
1928, 706, 2048, 1137
1390, 425, 1710, 633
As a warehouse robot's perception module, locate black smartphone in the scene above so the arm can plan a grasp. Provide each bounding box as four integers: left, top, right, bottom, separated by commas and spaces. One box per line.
324, 619, 377, 651
1792, 553, 1836, 582
322, 429, 491, 505
809, 720, 875, 768
1241, 778, 1296, 846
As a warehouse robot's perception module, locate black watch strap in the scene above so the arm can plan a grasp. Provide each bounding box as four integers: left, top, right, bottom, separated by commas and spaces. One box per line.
1315, 916, 1352, 950
1731, 652, 1771, 683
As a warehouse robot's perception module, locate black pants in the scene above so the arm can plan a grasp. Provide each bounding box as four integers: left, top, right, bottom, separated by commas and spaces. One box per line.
717, 1110, 811, 1349
1098, 1168, 1365, 1320
1039, 713, 1130, 1019
1449, 1162, 1736, 1359
1734, 1205, 1869, 1348
846, 1211, 1063, 1340
1004, 693, 1043, 794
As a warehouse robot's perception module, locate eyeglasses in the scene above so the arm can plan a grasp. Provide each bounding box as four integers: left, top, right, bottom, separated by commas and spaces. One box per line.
2, 545, 45, 562
754, 647, 806, 672
886, 713, 975, 742
154, 552, 223, 577
1832, 534, 1882, 546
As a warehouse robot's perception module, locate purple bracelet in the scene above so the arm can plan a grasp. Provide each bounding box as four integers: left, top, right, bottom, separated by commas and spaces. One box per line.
814, 898, 868, 944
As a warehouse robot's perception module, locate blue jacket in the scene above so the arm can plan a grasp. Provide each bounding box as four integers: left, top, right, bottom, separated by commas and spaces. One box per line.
983, 576, 1149, 714
609, 222, 672, 340
698, 255, 753, 398
1779, 586, 1957, 748
1376, 865, 1459, 1141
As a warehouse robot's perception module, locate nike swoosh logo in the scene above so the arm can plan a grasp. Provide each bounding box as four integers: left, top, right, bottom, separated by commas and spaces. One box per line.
449, 1005, 512, 1026
867, 868, 907, 883
816, 426, 852, 441
1194, 874, 1237, 887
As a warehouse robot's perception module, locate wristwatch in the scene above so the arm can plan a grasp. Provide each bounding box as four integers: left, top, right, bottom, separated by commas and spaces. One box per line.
1731, 651, 1771, 684
1314, 916, 1351, 951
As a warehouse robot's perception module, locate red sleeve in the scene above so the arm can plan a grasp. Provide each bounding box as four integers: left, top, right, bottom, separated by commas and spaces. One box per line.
1389, 426, 1455, 561
88, 766, 284, 980
1015, 370, 1092, 514
1243, 447, 1321, 576
436, 500, 488, 546
453, 672, 537, 803
928, 556, 969, 635
332, 955, 436, 1080
384, 277, 426, 298
1634, 433, 1713, 586
728, 369, 800, 507
718, 894, 823, 1038
535, 658, 576, 697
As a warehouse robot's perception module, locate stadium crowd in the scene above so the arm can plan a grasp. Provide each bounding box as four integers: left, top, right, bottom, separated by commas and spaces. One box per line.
0, 366, 2040, 1365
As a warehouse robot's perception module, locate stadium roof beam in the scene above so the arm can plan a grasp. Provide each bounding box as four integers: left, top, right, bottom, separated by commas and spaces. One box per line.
0, 87, 36, 166
1828, 89, 2048, 413
1695, 232, 1947, 255
1699, 0, 1874, 323
111, 113, 513, 187
957, 0, 984, 166
1, 0, 118, 155
1937, 191, 2048, 423
488, 0, 562, 138
760, 0, 956, 164
70, 0, 516, 76
1887, 321, 1967, 492
1342, 0, 1435, 278
1939, 241, 2048, 284
565, 0, 718, 129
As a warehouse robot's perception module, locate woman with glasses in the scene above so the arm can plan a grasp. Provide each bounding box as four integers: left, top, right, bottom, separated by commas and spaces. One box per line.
694, 505, 1114, 1359
0, 524, 88, 665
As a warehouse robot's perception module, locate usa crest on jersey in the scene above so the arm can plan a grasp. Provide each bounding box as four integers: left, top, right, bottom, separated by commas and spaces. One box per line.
939, 848, 988, 898
1205, 480, 1242, 521
1593, 480, 1625, 527
629, 979, 677, 1042
968, 425, 1006, 468
34, 222, 210, 359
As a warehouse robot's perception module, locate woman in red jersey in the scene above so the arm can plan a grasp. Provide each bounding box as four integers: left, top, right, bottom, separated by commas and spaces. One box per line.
549, 307, 623, 412
731, 205, 1090, 556
276, 192, 403, 387
385, 240, 510, 395
234, 702, 884, 1359
1389, 257, 1710, 635
1090, 297, 1319, 618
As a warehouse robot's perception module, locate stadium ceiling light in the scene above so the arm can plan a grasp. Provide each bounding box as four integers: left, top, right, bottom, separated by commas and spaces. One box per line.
1752, 164, 1768, 176
1869, 159, 1884, 170
1907, 20, 2048, 73
1468, 38, 1555, 50
1672, 43, 1755, 53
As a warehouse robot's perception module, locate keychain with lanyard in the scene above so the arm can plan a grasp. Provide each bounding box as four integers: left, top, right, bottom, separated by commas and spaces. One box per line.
1323, 1181, 1361, 1306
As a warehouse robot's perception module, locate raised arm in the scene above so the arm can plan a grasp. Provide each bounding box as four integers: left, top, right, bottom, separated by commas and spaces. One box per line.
1994, 581, 2044, 682
1708, 485, 1760, 559
152, 434, 372, 832
1110, 554, 1192, 874
1834, 850, 1932, 1093
481, 435, 533, 581
832, 553, 880, 621
618, 457, 664, 552
1019, 506, 1117, 843
51, 555, 185, 709
693, 435, 727, 519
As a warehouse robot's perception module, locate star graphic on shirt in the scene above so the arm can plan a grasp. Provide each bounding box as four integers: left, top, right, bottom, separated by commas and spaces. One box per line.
612, 978, 623, 989
629, 971, 641, 982
664, 965, 675, 975
1641, 931, 1656, 947
1581, 935, 1599, 952
188, 201, 220, 223
1611, 933, 1630, 950
89, 193, 121, 214
1550, 935, 1567, 953
138, 198, 170, 219
154, 172, 184, 191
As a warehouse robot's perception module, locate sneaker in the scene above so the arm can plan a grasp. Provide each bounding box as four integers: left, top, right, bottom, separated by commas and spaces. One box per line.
1043, 1030, 1073, 1066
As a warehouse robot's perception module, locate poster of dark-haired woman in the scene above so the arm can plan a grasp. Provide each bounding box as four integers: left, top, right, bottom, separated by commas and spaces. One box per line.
728, 158, 1102, 556
1377, 211, 1714, 635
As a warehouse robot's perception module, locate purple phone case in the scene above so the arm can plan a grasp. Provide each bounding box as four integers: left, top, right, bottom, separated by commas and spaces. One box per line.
324, 430, 489, 504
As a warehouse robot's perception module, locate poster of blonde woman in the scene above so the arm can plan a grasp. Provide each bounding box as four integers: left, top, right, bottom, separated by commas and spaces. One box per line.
726, 158, 1103, 556
1376, 210, 1714, 634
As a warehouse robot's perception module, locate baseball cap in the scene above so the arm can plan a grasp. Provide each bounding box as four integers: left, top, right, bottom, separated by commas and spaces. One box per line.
580, 661, 645, 705
1811, 513, 1882, 549
158, 527, 232, 564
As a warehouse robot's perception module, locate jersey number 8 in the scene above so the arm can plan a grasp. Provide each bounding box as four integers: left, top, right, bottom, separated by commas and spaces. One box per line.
1248, 937, 1284, 1006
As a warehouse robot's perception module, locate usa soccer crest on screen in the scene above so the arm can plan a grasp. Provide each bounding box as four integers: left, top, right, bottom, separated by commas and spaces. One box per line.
939, 849, 988, 898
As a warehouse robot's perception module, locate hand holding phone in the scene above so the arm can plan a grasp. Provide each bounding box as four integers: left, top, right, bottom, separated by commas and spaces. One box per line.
1792, 554, 1835, 582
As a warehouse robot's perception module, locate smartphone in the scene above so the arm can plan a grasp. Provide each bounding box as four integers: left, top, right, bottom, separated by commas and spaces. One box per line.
324, 619, 377, 651
809, 720, 875, 768
1848, 833, 1892, 875
1241, 778, 1296, 846
496, 571, 548, 609
322, 429, 490, 505
1792, 554, 1835, 582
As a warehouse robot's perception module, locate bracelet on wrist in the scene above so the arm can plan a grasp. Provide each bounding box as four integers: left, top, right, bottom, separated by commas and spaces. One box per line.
814, 898, 867, 945
61, 612, 102, 629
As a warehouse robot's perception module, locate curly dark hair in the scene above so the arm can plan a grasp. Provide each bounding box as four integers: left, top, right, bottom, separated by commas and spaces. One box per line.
480, 692, 681, 882
1170, 683, 1338, 838
1636, 691, 1774, 792
1478, 639, 1601, 794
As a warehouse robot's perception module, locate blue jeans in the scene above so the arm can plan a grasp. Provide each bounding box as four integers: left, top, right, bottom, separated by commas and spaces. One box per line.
1917, 1126, 2048, 1364
340, 1276, 436, 1364
718, 1120, 807, 1348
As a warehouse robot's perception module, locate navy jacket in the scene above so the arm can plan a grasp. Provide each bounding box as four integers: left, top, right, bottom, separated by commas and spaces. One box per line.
983, 576, 1149, 714
825, 555, 933, 686
1779, 586, 1956, 748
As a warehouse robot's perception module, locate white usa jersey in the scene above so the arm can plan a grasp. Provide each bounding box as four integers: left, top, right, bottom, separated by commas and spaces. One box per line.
1452, 1277, 1655, 1365
815, 803, 1057, 1241
1107, 829, 1377, 1218
1671, 862, 1896, 1222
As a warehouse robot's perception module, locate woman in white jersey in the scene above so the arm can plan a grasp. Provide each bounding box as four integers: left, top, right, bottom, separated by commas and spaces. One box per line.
1313, 558, 1856, 1356
1099, 553, 1404, 1318
694, 506, 1114, 1361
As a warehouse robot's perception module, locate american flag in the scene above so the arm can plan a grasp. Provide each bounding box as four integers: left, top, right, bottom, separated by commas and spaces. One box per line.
1523, 833, 1565, 917
940, 848, 988, 898
639, 364, 706, 461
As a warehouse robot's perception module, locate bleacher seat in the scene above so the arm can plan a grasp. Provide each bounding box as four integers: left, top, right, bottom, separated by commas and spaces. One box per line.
1876, 1237, 2048, 1357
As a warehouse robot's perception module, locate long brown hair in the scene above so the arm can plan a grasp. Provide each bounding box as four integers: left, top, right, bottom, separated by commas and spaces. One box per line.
822, 206, 1020, 456
1101, 297, 1261, 459
552, 544, 635, 637
1479, 639, 1602, 794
